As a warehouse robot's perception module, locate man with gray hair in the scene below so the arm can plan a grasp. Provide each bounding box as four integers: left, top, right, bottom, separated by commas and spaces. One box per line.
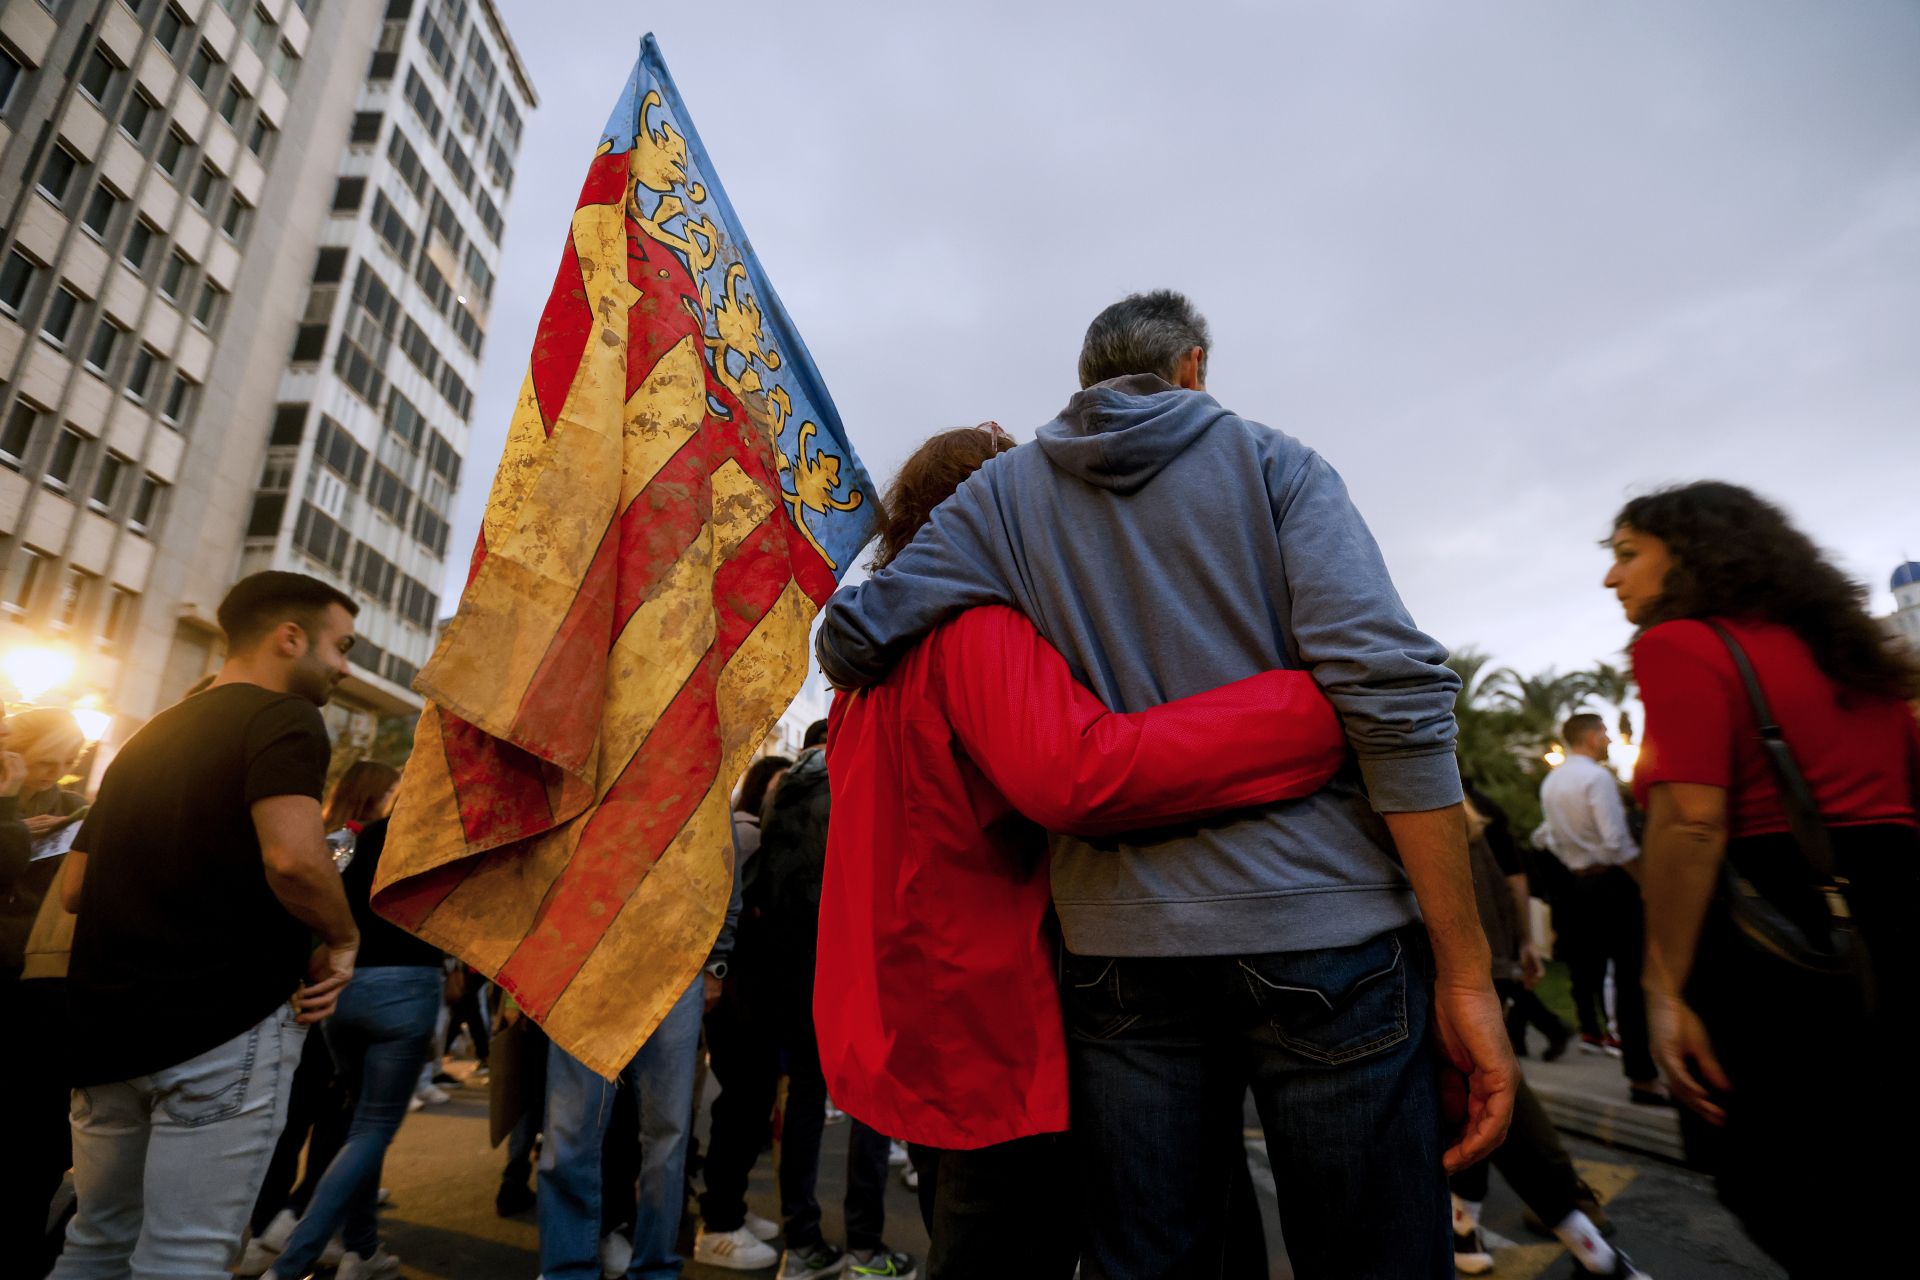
816, 289, 1513, 1276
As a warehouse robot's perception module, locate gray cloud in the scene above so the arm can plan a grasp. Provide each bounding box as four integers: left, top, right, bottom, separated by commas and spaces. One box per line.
461, 0, 1920, 676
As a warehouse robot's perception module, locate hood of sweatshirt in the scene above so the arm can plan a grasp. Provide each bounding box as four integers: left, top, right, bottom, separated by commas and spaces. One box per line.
1035, 374, 1234, 495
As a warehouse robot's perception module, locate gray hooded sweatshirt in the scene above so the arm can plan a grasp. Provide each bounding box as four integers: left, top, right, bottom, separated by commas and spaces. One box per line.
816, 375, 1462, 956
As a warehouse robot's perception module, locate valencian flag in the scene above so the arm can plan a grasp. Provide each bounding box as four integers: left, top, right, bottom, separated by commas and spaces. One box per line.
375, 36, 879, 1077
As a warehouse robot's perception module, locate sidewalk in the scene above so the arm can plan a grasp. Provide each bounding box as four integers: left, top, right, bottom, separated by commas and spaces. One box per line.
1519, 1045, 1684, 1162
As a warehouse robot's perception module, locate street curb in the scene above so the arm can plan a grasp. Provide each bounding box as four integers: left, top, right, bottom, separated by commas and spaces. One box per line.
1526, 1076, 1686, 1163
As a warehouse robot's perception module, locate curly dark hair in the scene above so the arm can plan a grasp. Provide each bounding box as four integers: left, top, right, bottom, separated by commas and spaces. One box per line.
1612, 481, 1920, 701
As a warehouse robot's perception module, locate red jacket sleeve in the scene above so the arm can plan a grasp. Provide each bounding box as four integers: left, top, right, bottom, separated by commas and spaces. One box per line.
926, 605, 1348, 838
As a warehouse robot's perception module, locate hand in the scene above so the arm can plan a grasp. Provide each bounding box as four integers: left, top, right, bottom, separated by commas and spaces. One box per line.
295, 944, 357, 1024
1519, 942, 1546, 988
703, 972, 723, 1013
24, 814, 68, 836
1650, 990, 1730, 1124
1432, 978, 1518, 1173
0, 752, 24, 798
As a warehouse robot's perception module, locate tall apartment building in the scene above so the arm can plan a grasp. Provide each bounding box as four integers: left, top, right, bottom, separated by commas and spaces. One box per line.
0, 0, 534, 757
1886, 561, 1920, 657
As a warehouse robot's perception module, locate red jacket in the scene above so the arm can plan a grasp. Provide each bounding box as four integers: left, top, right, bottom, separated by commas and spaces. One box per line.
817, 605, 1349, 1149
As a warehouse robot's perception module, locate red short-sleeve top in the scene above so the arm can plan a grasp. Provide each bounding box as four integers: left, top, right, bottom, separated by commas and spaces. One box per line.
1631, 617, 1920, 840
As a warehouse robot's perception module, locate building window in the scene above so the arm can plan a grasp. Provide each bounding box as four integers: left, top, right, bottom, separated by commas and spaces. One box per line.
153, 5, 188, 60
43, 427, 85, 493
385, 389, 425, 447
313, 414, 370, 487
350, 111, 382, 145
247, 116, 277, 160
78, 47, 118, 105
271, 402, 308, 446
40, 286, 80, 348
455, 75, 482, 136
2, 547, 49, 613
217, 81, 250, 128
0, 401, 40, 469
398, 575, 438, 629
486, 136, 514, 193
462, 245, 494, 304
120, 88, 158, 143
242, 5, 275, 56
335, 264, 397, 408
440, 132, 474, 195
129, 474, 165, 534
438, 364, 472, 422
312, 247, 347, 284
369, 190, 415, 266
81, 185, 119, 238
367, 462, 410, 524
125, 345, 160, 402
412, 503, 449, 557
160, 250, 191, 301
157, 126, 190, 180
192, 280, 227, 329
350, 542, 397, 605
84, 317, 125, 374
123, 218, 158, 274
0, 250, 38, 316
162, 373, 197, 427
37, 144, 80, 205
403, 68, 443, 138
331, 176, 366, 212
419, 6, 455, 81
189, 160, 222, 210
494, 87, 523, 149
386, 129, 427, 199
452, 301, 483, 357
1, 45, 25, 115
474, 186, 502, 245
293, 500, 351, 571
53, 566, 95, 630
426, 429, 460, 486
246, 491, 285, 537
269, 39, 299, 89
186, 41, 221, 93
89, 453, 124, 513
221, 193, 253, 241
100, 586, 138, 643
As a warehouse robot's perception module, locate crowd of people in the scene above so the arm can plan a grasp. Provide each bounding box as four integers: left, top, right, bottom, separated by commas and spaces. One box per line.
0, 289, 1909, 1279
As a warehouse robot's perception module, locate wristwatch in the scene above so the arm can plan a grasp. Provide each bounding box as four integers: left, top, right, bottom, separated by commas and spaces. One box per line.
703, 960, 729, 980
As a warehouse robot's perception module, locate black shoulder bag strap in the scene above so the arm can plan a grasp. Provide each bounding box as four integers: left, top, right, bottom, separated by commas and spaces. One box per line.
1705, 622, 1874, 1006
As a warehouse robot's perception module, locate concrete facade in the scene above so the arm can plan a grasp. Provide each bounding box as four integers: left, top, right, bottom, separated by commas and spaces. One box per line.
1, 0, 533, 756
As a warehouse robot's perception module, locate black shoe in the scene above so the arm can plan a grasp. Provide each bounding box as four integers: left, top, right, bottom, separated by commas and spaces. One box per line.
495, 1180, 535, 1217
1542, 1026, 1572, 1062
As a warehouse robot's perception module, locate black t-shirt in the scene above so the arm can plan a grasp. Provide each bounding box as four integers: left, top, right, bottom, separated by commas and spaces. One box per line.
66, 683, 331, 1084
342, 818, 441, 970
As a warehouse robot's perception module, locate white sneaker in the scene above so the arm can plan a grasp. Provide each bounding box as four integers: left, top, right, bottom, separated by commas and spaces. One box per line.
337, 1247, 403, 1279
319, 1232, 347, 1266
600, 1230, 634, 1279
695, 1225, 781, 1270
744, 1211, 780, 1242
416, 1084, 452, 1105
259, 1208, 299, 1252
887, 1140, 909, 1167
900, 1165, 919, 1191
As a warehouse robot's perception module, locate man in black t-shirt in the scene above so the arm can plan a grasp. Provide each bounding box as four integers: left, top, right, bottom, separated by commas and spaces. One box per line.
50, 572, 363, 1278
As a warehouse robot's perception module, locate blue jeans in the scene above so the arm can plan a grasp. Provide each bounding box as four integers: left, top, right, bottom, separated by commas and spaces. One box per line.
1063, 924, 1448, 1279
51, 1005, 305, 1279
540, 975, 704, 1280
274, 966, 442, 1273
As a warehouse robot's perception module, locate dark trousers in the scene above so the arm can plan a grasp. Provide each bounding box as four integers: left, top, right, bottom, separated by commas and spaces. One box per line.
697, 980, 774, 1234
1680, 831, 1911, 1276
0, 977, 71, 1279
907, 1136, 1078, 1280
1063, 925, 1447, 1280
1500, 981, 1570, 1055
1562, 868, 1656, 1082
698, 977, 892, 1250
249, 1027, 351, 1234
1448, 1076, 1579, 1225
780, 1012, 891, 1252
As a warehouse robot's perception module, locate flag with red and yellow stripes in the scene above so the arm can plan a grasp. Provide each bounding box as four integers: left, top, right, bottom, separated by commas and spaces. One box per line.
374, 36, 878, 1078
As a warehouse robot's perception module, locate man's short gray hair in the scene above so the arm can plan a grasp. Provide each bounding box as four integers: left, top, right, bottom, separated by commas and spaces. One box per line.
1077, 289, 1212, 389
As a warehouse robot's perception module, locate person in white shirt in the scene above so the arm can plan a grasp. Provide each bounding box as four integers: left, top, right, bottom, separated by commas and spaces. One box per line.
1536, 714, 1667, 1104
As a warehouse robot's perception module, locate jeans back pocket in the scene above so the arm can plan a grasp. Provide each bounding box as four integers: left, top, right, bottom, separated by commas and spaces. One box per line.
1238, 931, 1409, 1066
159, 1019, 264, 1127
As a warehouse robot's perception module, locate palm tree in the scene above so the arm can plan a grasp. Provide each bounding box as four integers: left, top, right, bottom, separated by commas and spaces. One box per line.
1481, 666, 1596, 756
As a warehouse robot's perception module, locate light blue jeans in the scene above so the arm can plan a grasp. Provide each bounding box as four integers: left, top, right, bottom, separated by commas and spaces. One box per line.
273, 965, 443, 1274
539, 975, 704, 1280
51, 1005, 305, 1279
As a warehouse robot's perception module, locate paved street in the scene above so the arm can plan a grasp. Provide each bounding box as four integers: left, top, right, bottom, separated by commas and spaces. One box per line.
344, 1065, 1782, 1278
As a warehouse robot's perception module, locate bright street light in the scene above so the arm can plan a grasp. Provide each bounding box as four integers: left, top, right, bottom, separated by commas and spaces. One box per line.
1543, 746, 1566, 768
2, 645, 77, 703
71, 695, 112, 744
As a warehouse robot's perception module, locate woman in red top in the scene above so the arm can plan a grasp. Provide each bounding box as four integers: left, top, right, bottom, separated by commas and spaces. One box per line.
1606, 481, 1919, 1276
817, 425, 1349, 1276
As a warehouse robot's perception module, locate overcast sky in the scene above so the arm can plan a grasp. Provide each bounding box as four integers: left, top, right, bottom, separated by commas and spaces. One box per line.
459, 0, 1920, 682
